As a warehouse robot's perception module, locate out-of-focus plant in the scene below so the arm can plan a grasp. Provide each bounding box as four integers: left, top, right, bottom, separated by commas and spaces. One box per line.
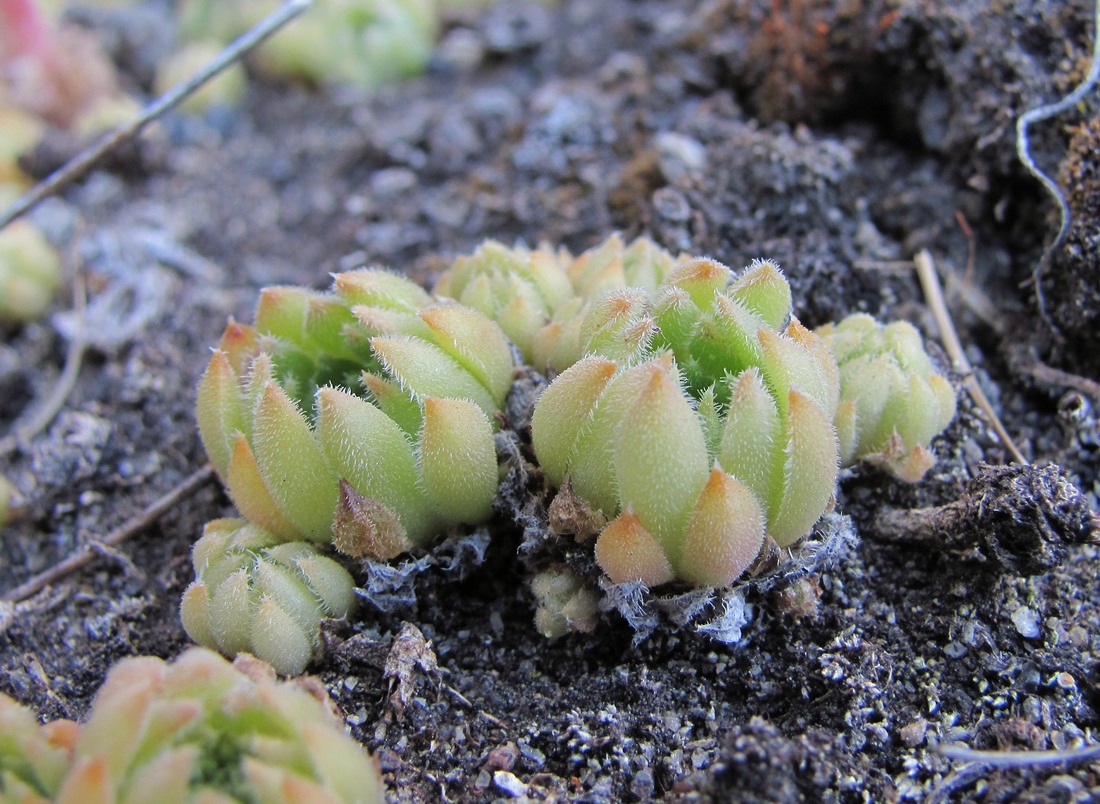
176, 0, 449, 90
180, 518, 357, 676
0, 0, 136, 131
816, 313, 956, 481
0, 219, 60, 323
52, 647, 384, 802
152, 41, 247, 114
0, 691, 79, 802
532, 259, 840, 589
196, 269, 512, 560
0, 473, 17, 529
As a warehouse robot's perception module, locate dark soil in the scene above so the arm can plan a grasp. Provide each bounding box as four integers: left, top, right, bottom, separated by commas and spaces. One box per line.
3, 1, 1100, 801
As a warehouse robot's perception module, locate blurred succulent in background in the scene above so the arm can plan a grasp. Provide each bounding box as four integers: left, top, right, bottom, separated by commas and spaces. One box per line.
196, 269, 511, 560
0, 0, 137, 131
176, 0, 469, 91
153, 41, 247, 114
816, 313, 956, 482
434, 233, 679, 371
531, 259, 840, 589
0, 219, 60, 323
55, 648, 383, 802
0, 473, 17, 529
180, 518, 357, 676
0, 692, 79, 802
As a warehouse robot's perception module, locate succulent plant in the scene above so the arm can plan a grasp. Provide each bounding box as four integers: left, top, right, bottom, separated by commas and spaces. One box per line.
0, 0, 135, 130
531, 259, 840, 589
177, 0, 446, 91
816, 313, 956, 482
153, 41, 247, 114
529, 566, 600, 638
434, 233, 679, 371
54, 647, 383, 804
196, 268, 512, 559
0, 219, 61, 323
0, 692, 79, 803
180, 518, 357, 676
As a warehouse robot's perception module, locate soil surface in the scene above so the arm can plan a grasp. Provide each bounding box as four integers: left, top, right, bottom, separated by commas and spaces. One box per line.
2, 1, 1100, 801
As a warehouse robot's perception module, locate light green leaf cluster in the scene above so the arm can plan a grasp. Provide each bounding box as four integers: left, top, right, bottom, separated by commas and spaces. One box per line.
175, 0, 457, 90
196, 268, 510, 558
531, 259, 841, 589
3, 647, 384, 804
0, 221, 60, 324
529, 566, 601, 638
434, 233, 679, 370
816, 313, 957, 482
180, 518, 356, 676
0, 693, 78, 803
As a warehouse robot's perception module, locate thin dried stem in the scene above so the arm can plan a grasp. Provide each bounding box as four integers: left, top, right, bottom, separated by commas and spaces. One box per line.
1019, 359, 1100, 400
0, 0, 314, 232
939, 742, 1100, 767
1015, 0, 1100, 335
1, 464, 215, 603
914, 249, 1027, 464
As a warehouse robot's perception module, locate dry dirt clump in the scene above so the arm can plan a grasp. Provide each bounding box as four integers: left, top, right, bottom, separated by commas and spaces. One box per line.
1, 0, 1099, 801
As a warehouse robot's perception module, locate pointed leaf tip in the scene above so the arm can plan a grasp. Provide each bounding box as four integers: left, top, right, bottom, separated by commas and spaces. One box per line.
679, 469, 765, 588
595, 511, 674, 586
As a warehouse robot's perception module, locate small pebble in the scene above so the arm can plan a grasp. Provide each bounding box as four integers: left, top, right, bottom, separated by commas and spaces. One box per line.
1012, 607, 1041, 639
899, 719, 928, 748
493, 770, 527, 797
483, 742, 519, 773
652, 187, 691, 222
943, 642, 967, 659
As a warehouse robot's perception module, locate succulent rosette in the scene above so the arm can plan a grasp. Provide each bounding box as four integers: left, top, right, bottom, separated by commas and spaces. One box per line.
54, 648, 383, 804
529, 566, 601, 639
196, 268, 513, 560
178, 0, 439, 90
434, 234, 679, 371
815, 313, 957, 482
531, 259, 840, 589
0, 693, 79, 803
180, 518, 357, 676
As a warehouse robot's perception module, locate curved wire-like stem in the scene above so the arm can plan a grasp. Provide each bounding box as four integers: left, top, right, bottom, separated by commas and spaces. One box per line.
1015, 0, 1100, 334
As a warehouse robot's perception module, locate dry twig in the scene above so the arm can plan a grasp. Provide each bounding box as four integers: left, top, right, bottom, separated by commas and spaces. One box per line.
1, 464, 215, 603
914, 249, 1027, 464
0, 0, 314, 232
939, 742, 1100, 767
1015, 0, 1100, 334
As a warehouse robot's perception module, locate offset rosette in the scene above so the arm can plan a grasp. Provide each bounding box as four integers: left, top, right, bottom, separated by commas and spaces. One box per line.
0, 693, 79, 803
196, 269, 511, 557
531, 260, 840, 589
434, 234, 678, 371
529, 566, 601, 639
816, 313, 957, 482
179, 518, 356, 676
54, 648, 383, 803
433, 240, 575, 361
